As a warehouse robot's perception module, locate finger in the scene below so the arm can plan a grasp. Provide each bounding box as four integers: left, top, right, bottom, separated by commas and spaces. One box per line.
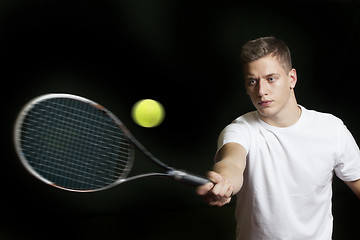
217, 194, 234, 207
218, 180, 233, 197
210, 185, 234, 207
196, 182, 214, 196
210, 196, 231, 207
211, 180, 223, 195
219, 197, 232, 206
224, 182, 235, 198
207, 171, 222, 184
211, 176, 231, 196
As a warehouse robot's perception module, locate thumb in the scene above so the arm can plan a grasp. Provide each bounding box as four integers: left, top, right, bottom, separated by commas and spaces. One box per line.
207, 171, 222, 184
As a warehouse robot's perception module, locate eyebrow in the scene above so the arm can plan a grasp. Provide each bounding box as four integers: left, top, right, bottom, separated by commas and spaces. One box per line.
244, 74, 257, 80
245, 73, 280, 79
265, 73, 280, 78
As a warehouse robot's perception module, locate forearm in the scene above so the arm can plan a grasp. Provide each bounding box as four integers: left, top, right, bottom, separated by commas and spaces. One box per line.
213, 158, 245, 194
197, 143, 246, 207
213, 142, 247, 194
345, 179, 360, 199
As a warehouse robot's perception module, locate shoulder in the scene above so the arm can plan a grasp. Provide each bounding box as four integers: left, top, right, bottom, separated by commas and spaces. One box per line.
232, 111, 258, 125
302, 106, 344, 127
221, 111, 258, 134
218, 112, 257, 153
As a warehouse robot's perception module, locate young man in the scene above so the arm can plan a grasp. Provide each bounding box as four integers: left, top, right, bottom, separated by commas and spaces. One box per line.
197, 36, 360, 239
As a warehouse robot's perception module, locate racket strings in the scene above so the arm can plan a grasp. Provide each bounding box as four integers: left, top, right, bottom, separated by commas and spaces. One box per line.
19, 98, 133, 191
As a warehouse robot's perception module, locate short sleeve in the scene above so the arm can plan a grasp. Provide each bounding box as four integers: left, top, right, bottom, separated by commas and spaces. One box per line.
334, 124, 360, 181
217, 121, 251, 154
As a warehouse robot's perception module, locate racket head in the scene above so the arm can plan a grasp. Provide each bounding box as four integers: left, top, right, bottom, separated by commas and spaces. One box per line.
14, 94, 134, 192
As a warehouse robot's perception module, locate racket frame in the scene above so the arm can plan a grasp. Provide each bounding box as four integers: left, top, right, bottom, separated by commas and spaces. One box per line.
14, 94, 209, 192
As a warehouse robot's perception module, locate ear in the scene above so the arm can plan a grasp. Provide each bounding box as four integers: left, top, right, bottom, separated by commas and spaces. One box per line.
289, 68, 297, 89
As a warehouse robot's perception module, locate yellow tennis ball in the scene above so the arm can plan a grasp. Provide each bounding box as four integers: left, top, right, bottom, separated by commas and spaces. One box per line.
131, 99, 165, 128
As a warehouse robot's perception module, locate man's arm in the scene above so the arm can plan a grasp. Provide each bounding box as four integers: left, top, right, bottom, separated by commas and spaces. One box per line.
345, 179, 360, 199
196, 142, 247, 207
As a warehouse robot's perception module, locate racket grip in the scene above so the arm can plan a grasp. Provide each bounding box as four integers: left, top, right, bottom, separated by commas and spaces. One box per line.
170, 170, 211, 186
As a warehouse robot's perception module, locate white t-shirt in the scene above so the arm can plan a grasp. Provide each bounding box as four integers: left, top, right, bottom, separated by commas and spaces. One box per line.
217, 106, 360, 240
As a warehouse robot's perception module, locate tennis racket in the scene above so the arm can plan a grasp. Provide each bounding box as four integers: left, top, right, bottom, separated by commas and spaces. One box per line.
13, 93, 210, 192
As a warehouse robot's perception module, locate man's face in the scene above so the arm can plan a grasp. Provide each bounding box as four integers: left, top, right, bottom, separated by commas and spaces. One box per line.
243, 54, 297, 119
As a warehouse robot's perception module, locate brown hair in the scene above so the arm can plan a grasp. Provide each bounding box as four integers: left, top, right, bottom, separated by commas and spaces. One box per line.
240, 36, 292, 72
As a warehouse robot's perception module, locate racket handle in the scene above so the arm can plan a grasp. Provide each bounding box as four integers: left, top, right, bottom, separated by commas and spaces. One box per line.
169, 170, 211, 186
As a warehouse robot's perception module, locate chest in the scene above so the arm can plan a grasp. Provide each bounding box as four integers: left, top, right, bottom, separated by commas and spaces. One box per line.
246, 127, 338, 195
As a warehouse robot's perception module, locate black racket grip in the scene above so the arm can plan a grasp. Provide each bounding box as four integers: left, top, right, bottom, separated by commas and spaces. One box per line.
170, 170, 211, 186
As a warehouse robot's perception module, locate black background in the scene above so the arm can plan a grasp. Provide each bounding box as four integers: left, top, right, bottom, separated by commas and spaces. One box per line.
1, 0, 359, 239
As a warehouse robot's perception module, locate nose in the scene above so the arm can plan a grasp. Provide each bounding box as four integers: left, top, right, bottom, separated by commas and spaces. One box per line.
257, 79, 268, 97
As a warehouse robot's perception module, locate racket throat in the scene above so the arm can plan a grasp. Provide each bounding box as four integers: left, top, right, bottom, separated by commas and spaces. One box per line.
167, 170, 209, 186
168, 170, 187, 180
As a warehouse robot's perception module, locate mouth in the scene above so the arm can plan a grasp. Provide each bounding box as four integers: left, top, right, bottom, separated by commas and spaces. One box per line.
258, 100, 273, 107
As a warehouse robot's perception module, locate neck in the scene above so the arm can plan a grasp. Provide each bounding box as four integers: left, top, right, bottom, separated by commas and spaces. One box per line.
259, 93, 301, 128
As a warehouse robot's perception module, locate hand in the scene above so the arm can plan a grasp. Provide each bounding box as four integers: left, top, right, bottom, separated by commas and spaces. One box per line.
196, 171, 234, 207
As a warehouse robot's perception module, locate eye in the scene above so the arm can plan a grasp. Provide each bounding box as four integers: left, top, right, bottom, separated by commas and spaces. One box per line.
268, 77, 276, 82
247, 79, 257, 86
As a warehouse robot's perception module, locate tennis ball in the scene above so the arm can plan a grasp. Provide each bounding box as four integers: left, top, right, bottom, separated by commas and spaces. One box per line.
131, 99, 165, 128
